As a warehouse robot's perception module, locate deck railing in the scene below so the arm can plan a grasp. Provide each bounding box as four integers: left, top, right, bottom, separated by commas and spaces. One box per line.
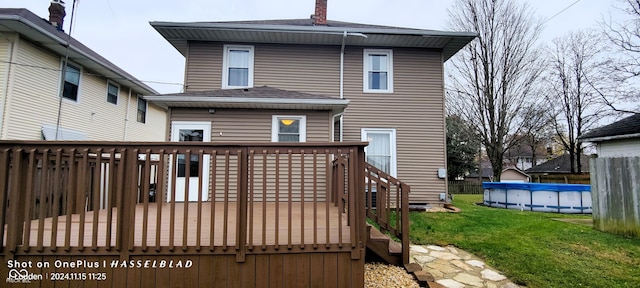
0, 141, 367, 262
363, 163, 410, 264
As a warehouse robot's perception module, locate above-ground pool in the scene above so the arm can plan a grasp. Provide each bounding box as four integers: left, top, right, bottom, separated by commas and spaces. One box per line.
483, 182, 592, 214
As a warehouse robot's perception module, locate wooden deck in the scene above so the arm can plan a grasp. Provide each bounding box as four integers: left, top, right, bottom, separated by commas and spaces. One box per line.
7, 202, 350, 249
0, 141, 413, 287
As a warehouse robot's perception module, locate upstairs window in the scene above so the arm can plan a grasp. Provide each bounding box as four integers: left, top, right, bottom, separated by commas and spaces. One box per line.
63, 63, 81, 101
363, 49, 393, 93
271, 115, 306, 142
222, 45, 254, 89
137, 96, 147, 123
107, 82, 119, 104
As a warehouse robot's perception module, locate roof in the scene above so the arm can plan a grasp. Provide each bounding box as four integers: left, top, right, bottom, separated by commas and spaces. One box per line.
144, 86, 349, 113
150, 18, 476, 61
579, 113, 640, 142
0, 8, 157, 95
525, 154, 590, 174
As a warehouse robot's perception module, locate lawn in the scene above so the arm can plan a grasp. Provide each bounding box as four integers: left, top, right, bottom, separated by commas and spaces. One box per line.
410, 194, 640, 288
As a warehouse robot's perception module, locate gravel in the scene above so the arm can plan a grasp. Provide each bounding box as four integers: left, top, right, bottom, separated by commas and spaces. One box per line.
365, 262, 419, 288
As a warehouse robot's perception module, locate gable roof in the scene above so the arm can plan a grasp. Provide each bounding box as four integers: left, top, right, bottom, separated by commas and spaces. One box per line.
144, 86, 349, 113
150, 18, 476, 60
0, 8, 157, 95
578, 113, 640, 142
525, 154, 590, 174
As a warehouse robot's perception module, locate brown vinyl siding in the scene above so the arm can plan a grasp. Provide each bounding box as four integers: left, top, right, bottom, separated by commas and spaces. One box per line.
341, 47, 447, 204
185, 42, 340, 96
182, 42, 447, 204
169, 109, 333, 202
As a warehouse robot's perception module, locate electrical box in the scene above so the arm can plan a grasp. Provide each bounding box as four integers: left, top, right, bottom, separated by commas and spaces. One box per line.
437, 168, 447, 179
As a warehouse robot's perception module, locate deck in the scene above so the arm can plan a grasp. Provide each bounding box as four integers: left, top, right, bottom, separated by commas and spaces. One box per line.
0, 141, 409, 287
9, 202, 350, 248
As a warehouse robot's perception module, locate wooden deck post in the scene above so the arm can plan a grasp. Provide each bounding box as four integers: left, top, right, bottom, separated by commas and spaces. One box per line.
7, 148, 28, 253
0, 148, 10, 251
401, 183, 410, 264
236, 148, 248, 262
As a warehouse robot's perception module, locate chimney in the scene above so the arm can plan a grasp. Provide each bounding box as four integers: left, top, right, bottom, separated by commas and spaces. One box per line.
48, 0, 66, 32
314, 0, 327, 25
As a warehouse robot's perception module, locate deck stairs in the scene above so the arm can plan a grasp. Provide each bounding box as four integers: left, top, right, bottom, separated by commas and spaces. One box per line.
366, 224, 403, 266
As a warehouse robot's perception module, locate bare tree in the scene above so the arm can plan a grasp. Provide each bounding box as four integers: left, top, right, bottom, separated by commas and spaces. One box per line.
544, 30, 608, 173
519, 105, 555, 169
600, 0, 640, 113
446, 0, 543, 181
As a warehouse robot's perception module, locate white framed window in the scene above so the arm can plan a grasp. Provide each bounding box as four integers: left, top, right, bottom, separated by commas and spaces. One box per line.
222, 45, 254, 89
361, 128, 397, 177
271, 115, 306, 142
137, 96, 147, 123
363, 49, 393, 93
62, 61, 82, 101
107, 81, 119, 104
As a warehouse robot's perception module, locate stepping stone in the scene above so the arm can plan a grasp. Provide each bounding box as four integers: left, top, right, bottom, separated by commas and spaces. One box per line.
436, 279, 465, 288
453, 273, 485, 287
411, 245, 431, 254
431, 251, 461, 260
466, 259, 485, 268
481, 269, 507, 281
426, 262, 460, 275
451, 260, 473, 271
427, 282, 447, 288
427, 245, 447, 251
414, 255, 436, 265
415, 270, 436, 283
404, 263, 422, 273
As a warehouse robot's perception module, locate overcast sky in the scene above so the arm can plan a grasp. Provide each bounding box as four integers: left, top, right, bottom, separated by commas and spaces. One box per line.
0, 0, 625, 94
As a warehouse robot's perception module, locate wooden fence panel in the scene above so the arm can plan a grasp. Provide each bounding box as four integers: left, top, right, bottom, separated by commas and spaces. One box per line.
591, 157, 640, 238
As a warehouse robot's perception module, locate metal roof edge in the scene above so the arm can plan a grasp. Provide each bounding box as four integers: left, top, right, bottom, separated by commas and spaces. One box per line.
150, 21, 477, 38
578, 132, 640, 143
143, 95, 350, 105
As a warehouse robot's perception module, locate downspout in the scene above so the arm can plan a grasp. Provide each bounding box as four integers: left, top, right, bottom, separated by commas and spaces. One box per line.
0, 39, 15, 139
338, 31, 347, 142
123, 88, 132, 140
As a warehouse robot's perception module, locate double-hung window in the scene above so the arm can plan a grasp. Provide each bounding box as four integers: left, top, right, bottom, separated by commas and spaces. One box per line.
222, 45, 254, 89
363, 49, 393, 93
63, 63, 81, 101
271, 116, 306, 142
107, 81, 119, 104
137, 96, 147, 123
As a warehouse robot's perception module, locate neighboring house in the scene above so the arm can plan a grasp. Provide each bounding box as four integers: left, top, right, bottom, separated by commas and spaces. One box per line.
465, 161, 529, 182
500, 167, 530, 183
525, 154, 590, 175
0, 4, 166, 141
579, 113, 640, 238
578, 113, 640, 157
504, 142, 550, 171
146, 0, 475, 204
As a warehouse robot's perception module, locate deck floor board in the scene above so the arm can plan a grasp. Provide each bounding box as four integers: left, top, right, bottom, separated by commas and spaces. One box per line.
6, 202, 351, 248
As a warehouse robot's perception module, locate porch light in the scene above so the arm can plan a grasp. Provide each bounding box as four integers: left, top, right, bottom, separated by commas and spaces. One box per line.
280, 119, 295, 126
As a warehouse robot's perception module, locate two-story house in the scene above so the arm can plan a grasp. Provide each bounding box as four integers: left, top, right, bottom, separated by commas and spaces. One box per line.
0, 2, 165, 141
145, 0, 475, 204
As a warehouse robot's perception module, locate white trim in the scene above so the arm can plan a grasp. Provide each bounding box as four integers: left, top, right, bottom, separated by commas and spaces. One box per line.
169, 121, 211, 202
271, 115, 307, 142
363, 49, 393, 93
361, 128, 397, 177
222, 44, 254, 89
106, 80, 119, 105
59, 59, 83, 103
136, 95, 147, 123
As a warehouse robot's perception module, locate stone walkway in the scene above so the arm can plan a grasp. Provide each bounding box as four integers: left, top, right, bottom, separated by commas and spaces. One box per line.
409, 244, 521, 288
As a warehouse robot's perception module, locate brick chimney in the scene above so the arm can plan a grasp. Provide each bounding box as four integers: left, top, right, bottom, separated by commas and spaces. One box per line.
48, 0, 66, 32
314, 0, 327, 25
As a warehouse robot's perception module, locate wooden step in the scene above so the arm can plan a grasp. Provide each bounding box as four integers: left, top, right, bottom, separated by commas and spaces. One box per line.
366, 225, 402, 266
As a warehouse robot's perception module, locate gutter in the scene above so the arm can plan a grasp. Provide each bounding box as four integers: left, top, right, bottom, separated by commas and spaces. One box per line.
578, 133, 640, 143
0, 39, 15, 139
143, 96, 350, 106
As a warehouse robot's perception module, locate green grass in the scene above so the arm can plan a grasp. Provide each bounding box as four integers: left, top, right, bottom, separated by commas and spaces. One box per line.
410, 195, 640, 288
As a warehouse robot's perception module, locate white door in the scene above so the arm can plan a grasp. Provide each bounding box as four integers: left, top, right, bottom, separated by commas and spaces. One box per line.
361, 128, 397, 177
170, 122, 211, 202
